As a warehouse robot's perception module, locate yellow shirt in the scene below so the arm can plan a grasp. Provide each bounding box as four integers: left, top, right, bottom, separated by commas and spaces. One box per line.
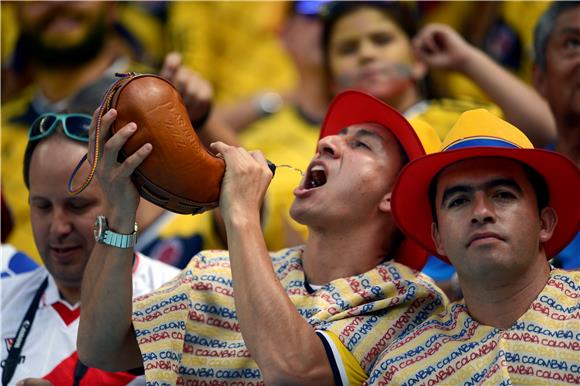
132, 247, 448, 384
367, 269, 580, 385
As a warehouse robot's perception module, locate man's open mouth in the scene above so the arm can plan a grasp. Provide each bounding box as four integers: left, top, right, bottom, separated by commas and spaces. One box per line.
304, 164, 327, 190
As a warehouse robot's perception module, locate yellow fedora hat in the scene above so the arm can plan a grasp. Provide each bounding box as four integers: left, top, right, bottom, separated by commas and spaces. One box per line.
391, 109, 580, 262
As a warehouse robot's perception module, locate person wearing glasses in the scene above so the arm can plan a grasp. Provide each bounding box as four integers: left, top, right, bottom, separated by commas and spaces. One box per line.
366, 110, 579, 385
0, 113, 179, 386
77, 90, 447, 385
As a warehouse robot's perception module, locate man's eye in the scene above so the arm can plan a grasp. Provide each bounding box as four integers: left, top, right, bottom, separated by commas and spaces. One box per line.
35, 203, 51, 210
448, 197, 467, 208
68, 201, 91, 212
337, 41, 359, 56
371, 32, 393, 46
565, 37, 580, 50
351, 140, 370, 149
494, 191, 516, 201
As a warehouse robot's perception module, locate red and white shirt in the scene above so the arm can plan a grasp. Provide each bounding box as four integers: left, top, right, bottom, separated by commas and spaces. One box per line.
0, 253, 179, 385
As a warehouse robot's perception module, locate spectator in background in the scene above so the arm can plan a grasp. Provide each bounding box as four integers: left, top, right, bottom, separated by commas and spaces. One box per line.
167, 1, 297, 131
416, 1, 552, 104
1, 1, 226, 262
0, 113, 179, 385
532, 1, 580, 269
321, 1, 555, 146
367, 109, 579, 385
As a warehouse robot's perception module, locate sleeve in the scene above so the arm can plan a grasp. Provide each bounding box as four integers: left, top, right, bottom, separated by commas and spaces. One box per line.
316, 330, 368, 386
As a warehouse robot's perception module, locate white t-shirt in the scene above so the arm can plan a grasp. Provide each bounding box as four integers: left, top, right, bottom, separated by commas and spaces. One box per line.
0, 252, 179, 385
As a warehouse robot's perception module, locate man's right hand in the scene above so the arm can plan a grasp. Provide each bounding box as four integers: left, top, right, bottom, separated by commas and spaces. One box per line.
89, 108, 152, 230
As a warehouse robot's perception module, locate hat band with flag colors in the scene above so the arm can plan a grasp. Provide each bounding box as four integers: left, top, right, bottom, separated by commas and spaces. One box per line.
320, 90, 442, 270
391, 109, 580, 262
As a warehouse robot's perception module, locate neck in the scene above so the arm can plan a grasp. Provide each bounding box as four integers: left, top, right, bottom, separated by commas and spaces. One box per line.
35, 39, 123, 102
58, 284, 81, 305
302, 219, 395, 284
388, 86, 422, 114
291, 67, 328, 122
556, 125, 580, 167
459, 258, 551, 329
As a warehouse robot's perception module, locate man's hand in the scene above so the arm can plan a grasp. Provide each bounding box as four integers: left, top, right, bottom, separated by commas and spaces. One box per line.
160, 52, 213, 128
209, 141, 272, 222
89, 108, 151, 229
413, 23, 477, 73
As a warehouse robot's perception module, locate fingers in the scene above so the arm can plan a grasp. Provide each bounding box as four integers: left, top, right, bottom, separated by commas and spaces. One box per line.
414, 31, 438, 56
210, 142, 271, 175
116, 142, 153, 179
159, 54, 214, 124
210, 141, 229, 155
160, 51, 182, 80
101, 122, 153, 177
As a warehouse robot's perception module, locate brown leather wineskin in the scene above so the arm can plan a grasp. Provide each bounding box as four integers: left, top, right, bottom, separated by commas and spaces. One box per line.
109, 74, 225, 214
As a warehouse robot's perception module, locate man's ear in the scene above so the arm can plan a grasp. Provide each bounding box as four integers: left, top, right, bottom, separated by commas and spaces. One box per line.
378, 192, 392, 214
539, 207, 558, 244
431, 222, 446, 256
532, 63, 547, 97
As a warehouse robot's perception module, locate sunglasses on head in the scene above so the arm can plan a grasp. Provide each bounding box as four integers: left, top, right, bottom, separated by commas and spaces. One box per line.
28, 113, 92, 143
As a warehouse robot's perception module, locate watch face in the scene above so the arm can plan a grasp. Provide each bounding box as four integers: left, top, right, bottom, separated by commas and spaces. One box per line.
94, 216, 106, 241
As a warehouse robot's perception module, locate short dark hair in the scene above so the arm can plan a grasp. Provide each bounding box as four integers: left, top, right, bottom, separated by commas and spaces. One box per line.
428, 159, 550, 224
321, 1, 418, 82
533, 1, 580, 70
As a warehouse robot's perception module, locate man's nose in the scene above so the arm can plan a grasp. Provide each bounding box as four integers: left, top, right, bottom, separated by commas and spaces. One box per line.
470, 193, 496, 225
358, 39, 378, 62
316, 135, 342, 158
51, 208, 73, 236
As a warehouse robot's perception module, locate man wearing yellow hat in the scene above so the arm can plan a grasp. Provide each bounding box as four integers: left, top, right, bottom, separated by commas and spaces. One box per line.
366, 109, 580, 384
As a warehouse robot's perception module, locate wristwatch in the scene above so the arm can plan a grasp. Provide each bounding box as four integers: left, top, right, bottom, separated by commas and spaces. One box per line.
94, 215, 138, 248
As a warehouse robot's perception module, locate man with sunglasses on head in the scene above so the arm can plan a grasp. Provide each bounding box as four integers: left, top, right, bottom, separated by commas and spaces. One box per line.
78, 90, 447, 385
1, 1, 231, 264
0, 113, 179, 386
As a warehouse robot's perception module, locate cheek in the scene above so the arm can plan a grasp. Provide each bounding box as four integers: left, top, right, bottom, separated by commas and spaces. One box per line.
330, 50, 356, 73
383, 43, 415, 64
29, 213, 50, 251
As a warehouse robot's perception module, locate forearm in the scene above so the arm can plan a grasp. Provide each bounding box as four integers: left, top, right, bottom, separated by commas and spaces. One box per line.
78, 218, 142, 370
197, 114, 240, 148
458, 48, 556, 147
225, 212, 333, 385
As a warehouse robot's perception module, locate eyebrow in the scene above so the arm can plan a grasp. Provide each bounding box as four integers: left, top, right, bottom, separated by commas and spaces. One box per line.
440, 178, 523, 208
339, 127, 384, 141
555, 26, 580, 35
